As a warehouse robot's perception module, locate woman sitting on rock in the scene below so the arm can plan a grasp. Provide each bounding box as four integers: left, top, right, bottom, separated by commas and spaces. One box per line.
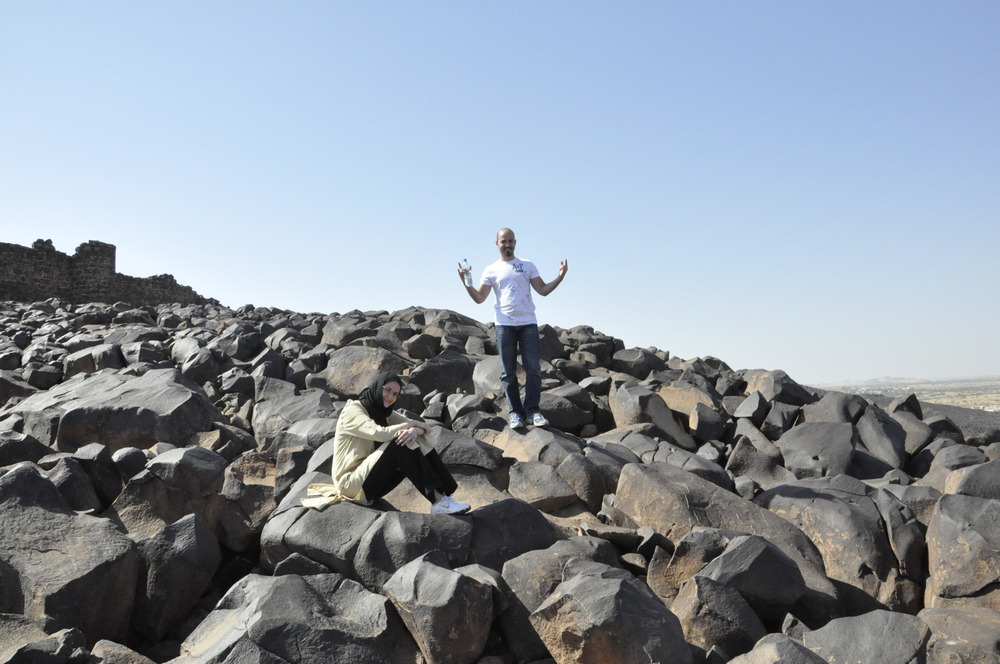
303, 371, 470, 515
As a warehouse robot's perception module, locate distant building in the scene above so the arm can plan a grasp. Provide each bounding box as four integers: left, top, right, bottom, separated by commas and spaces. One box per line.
0, 238, 213, 306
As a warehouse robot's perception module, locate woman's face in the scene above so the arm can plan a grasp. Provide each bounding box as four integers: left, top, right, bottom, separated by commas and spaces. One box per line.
382, 381, 401, 407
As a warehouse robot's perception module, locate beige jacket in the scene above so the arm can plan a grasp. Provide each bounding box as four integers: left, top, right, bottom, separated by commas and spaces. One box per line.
302, 400, 434, 508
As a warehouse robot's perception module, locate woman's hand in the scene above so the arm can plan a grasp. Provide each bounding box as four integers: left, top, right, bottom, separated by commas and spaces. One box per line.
395, 420, 432, 447
395, 426, 420, 447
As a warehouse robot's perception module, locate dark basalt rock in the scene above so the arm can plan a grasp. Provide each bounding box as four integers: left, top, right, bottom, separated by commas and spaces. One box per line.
1, 299, 999, 662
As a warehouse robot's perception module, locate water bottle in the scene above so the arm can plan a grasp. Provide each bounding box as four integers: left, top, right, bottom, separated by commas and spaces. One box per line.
461, 258, 473, 287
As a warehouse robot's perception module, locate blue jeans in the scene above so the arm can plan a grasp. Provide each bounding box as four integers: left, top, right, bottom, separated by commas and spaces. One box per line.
495, 324, 541, 418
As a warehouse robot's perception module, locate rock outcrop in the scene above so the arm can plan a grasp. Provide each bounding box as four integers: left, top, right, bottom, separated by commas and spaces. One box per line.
2, 298, 1000, 663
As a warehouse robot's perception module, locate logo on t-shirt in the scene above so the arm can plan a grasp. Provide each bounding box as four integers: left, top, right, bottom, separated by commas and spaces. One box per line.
513, 262, 525, 274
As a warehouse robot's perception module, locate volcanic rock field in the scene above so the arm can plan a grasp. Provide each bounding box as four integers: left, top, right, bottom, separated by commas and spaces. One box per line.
2, 299, 1000, 663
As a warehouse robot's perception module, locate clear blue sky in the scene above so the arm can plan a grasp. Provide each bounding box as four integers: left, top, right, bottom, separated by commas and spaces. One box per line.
2, 3, 997, 385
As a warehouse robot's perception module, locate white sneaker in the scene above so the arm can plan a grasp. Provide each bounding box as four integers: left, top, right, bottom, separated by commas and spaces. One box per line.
531, 412, 549, 427
431, 495, 471, 515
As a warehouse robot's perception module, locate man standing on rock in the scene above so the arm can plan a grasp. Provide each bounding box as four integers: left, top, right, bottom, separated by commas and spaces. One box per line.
459, 227, 568, 429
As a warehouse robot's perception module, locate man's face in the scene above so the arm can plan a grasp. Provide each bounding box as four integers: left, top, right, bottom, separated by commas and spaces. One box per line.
496, 231, 516, 259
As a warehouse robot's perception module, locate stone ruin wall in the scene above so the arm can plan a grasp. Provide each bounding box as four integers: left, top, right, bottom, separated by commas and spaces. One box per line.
0, 239, 213, 306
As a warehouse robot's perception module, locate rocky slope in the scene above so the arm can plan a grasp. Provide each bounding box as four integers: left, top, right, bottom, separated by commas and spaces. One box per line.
2, 299, 1000, 664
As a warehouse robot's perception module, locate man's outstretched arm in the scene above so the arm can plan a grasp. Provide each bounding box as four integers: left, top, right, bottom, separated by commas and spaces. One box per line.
458, 263, 492, 304
530, 259, 568, 297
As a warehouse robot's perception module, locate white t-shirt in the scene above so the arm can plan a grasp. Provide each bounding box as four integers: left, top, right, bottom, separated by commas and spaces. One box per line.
481, 257, 540, 326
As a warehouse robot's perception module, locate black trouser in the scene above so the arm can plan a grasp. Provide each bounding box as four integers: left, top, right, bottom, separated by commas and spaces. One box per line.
361, 444, 458, 503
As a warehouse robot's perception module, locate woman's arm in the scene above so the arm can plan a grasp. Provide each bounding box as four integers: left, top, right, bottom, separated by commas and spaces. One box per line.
388, 411, 432, 432
389, 413, 434, 447
339, 401, 407, 443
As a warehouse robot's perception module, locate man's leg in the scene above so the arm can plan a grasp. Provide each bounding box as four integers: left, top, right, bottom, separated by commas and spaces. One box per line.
495, 325, 525, 418
520, 324, 543, 417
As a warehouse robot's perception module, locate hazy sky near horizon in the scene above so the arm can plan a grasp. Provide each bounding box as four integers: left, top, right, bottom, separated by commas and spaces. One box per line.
2, 3, 997, 386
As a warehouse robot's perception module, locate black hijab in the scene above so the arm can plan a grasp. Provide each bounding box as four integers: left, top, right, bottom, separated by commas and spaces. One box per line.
357, 371, 401, 426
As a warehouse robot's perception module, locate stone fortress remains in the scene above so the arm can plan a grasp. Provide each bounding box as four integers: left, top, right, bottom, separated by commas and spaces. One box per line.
0, 238, 212, 305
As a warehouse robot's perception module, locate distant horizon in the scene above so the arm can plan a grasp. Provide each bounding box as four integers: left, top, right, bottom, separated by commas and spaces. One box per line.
5, 232, 999, 387
813, 375, 1000, 388
4, 237, 997, 391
